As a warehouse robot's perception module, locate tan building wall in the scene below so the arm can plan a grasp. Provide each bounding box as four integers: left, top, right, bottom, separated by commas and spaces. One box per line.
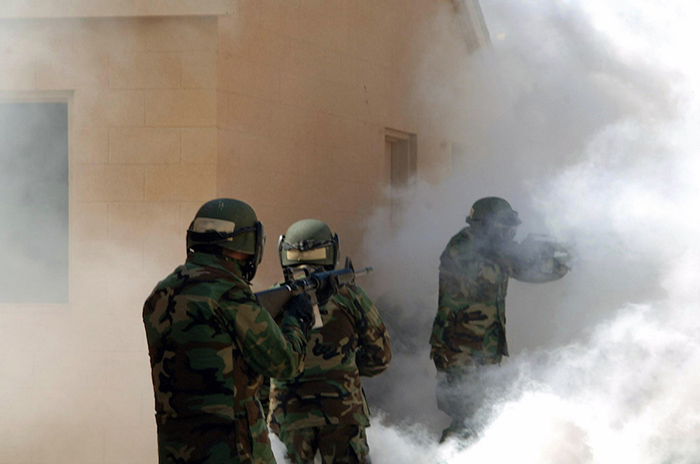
0, 14, 220, 464
0, 2, 487, 462
216, 0, 488, 284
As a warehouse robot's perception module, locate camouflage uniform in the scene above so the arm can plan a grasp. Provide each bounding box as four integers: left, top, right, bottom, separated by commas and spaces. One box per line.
430, 227, 511, 370
430, 227, 567, 439
268, 284, 391, 464
143, 251, 308, 464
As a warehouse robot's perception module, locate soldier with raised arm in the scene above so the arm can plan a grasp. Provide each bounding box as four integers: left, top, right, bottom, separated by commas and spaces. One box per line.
430, 197, 570, 442
267, 219, 392, 464
143, 199, 314, 463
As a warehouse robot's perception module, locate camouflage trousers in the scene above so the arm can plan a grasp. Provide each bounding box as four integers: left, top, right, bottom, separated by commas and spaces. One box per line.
435, 355, 501, 443
278, 424, 371, 464
157, 417, 274, 464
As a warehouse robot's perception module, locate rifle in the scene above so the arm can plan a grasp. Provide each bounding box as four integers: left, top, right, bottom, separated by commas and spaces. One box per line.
504, 233, 574, 282
255, 258, 373, 329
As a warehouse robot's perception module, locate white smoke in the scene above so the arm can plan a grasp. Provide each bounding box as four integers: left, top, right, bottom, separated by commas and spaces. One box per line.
358, 1, 700, 462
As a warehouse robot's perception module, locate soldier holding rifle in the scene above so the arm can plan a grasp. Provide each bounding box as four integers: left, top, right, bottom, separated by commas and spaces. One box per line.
430, 197, 571, 442
265, 219, 392, 464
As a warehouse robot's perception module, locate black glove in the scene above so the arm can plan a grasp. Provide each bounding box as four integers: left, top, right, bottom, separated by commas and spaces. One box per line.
315, 280, 337, 306
284, 293, 314, 337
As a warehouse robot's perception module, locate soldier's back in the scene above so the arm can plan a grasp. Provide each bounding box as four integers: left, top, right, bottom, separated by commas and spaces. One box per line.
144, 253, 277, 464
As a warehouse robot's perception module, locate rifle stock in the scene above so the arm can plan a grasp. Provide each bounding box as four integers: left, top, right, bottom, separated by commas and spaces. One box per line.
255, 286, 296, 319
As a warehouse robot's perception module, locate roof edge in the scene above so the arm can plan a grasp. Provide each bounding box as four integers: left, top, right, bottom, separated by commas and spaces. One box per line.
0, 0, 232, 19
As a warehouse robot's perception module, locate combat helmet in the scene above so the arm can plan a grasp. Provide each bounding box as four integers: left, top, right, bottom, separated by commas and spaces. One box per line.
278, 219, 339, 270
466, 197, 521, 226
186, 198, 265, 281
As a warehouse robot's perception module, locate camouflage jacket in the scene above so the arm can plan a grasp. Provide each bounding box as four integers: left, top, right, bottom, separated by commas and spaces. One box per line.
143, 252, 308, 464
429, 227, 568, 371
268, 284, 391, 433
430, 228, 512, 371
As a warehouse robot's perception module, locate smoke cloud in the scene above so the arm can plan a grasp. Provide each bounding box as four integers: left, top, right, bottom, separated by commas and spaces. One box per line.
358, 1, 700, 462
1, 2, 697, 463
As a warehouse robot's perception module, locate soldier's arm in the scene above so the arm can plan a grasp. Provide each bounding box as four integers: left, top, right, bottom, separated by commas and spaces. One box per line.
510, 256, 569, 283
430, 248, 463, 356
508, 236, 571, 283
344, 285, 392, 377
437, 244, 464, 294
431, 246, 469, 345
221, 284, 308, 380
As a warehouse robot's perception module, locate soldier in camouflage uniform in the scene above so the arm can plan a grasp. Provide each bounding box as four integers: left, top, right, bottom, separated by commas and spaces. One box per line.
267, 219, 392, 464
143, 198, 315, 464
430, 197, 570, 441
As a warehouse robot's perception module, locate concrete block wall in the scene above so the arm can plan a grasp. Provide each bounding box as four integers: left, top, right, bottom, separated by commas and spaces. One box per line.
0, 2, 479, 462
0, 16, 218, 464
216, 0, 474, 286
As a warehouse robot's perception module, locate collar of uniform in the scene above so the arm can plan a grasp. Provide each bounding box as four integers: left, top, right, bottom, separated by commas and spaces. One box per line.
459, 226, 480, 246
464, 226, 518, 267
186, 251, 244, 279
461, 226, 493, 254
460, 227, 475, 240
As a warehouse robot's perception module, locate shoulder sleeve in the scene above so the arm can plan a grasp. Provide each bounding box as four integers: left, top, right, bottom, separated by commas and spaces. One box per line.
431, 241, 464, 354
511, 256, 569, 283
219, 281, 307, 380
437, 239, 501, 309
344, 285, 392, 377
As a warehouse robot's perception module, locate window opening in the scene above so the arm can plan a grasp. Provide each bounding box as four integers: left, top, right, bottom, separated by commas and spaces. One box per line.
0, 101, 69, 303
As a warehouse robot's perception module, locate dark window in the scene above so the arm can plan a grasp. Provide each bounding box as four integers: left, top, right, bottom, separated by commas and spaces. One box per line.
385, 129, 417, 220
385, 129, 417, 189
0, 102, 69, 303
